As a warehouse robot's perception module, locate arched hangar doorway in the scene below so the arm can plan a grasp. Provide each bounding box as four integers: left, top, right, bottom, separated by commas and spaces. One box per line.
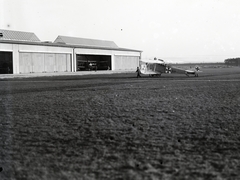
76, 54, 111, 71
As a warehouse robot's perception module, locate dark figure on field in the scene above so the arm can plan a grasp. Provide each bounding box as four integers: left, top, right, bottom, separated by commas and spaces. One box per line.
136, 67, 141, 78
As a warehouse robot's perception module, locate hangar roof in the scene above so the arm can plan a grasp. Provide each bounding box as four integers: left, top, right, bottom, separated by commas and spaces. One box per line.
0, 29, 40, 42
54, 36, 119, 49
0, 29, 142, 52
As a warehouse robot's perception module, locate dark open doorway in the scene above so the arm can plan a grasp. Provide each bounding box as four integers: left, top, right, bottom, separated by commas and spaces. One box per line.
76, 54, 111, 71
0, 52, 13, 74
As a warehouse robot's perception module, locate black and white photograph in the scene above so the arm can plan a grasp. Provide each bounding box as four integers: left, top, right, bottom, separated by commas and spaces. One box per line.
1, 0, 240, 179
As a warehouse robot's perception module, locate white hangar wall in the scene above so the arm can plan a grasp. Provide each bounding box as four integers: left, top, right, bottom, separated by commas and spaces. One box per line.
1, 42, 141, 74
0, 43, 73, 74
113, 51, 140, 71
74, 48, 141, 71
19, 53, 72, 74
18, 45, 73, 74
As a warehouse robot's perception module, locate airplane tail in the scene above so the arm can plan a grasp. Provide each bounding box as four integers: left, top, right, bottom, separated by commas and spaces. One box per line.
195, 66, 200, 71
170, 66, 201, 77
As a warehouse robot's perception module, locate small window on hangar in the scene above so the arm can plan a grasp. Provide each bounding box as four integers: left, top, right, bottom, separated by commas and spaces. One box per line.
77, 54, 111, 71
0, 51, 13, 74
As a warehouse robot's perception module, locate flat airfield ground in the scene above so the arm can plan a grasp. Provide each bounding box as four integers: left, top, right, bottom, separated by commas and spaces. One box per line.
0, 67, 240, 179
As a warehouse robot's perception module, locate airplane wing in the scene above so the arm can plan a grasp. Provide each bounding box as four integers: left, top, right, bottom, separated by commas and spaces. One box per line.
140, 71, 160, 75
185, 69, 198, 74
140, 59, 165, 64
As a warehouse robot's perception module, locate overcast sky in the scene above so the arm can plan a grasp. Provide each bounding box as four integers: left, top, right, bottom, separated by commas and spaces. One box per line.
1, 0, 240, 63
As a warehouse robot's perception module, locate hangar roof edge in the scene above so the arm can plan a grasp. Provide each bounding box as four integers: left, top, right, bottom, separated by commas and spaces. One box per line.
0, 39, 142, 52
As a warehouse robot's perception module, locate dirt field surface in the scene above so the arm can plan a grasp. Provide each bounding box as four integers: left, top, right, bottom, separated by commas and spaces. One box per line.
1, 67, 240, 180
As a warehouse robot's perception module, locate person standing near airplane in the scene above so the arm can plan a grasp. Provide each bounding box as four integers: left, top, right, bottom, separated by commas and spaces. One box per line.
136, 67, 141, 78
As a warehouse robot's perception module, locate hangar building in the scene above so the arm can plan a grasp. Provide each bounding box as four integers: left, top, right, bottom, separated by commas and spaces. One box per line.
0, 29, 142, 74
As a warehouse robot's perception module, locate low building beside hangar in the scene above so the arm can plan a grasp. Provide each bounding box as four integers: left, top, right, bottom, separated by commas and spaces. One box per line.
0, 29, 142, 74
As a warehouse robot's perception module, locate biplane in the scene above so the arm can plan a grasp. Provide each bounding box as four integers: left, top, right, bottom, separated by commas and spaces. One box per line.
139, 59, 167, 77
139, 58, 201, 77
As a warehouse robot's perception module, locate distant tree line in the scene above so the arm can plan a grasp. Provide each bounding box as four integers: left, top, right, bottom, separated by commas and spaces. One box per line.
224, 58, 240, 66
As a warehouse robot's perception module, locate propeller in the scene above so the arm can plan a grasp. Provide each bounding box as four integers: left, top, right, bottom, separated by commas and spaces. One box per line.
165, 66, 172, 73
